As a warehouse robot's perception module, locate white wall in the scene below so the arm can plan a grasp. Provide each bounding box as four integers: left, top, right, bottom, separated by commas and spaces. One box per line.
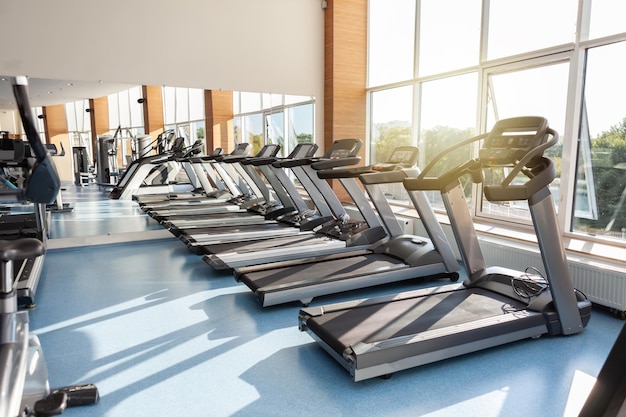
0, 0, 325, 141
0, 110, 18, 133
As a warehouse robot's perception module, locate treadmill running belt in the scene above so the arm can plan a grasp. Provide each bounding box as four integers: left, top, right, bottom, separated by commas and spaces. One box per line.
305, 288, 529, 356
205, 234, 329, 254
180, 222, 297, 241
241, 254, 407, 292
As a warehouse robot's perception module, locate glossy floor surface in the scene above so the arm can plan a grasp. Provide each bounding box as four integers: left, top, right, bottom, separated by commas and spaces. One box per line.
28, 184, 624, 417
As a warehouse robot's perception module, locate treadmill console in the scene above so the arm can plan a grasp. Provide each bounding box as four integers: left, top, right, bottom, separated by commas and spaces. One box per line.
257, 144, 281, 158
373, 146, 418, 171
231, 143, 251, 156
289, 143, 318, 158
325, 139, 362, 159
479, 116, 550, 165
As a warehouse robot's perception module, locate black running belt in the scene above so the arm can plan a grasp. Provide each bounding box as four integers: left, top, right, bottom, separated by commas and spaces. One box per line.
178, 222, 297, 241
305, 288, 531, 355
159, 212, 259, 221
203, 233, 326, 255
239, 254, 407, 292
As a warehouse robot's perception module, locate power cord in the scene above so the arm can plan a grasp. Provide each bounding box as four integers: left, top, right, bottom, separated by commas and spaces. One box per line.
511, 266, 549, 301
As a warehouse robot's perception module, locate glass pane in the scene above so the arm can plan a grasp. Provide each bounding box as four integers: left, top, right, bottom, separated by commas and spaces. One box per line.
189, 88, 205, 121
485, 62, 570, 220
589, 0, 626, 40
418, 0, 481, 76
243, 113, 263, 155
266, 112, 285, 156
107, 94, 120, 130
128, 86, 144, 128
487, 0, 577, 60
369, 85, 413, 202
368, 0, 416, 87
117, 89, 131, 128
370, 85, 413, 165
234, 116, 242, 145
262, 93, 282, 110
175, 88, 189, 124
192, 121, 204, 142
240, 92, 261, 113
162, 87, 176, 125
80, 100, 91, 133
573, 42, 626, 241
65, 103, 77, 132
420, 73, 478, 210
287, 103, 314, 157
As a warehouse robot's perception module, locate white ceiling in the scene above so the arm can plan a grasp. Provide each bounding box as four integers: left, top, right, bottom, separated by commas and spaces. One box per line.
0, 76, 136, 111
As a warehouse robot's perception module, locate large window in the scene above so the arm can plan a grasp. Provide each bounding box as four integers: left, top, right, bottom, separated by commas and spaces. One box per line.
233, 93, 314, 158
107, 86, 144, 167
368, 0, 626, 247
163, 86, 206, 153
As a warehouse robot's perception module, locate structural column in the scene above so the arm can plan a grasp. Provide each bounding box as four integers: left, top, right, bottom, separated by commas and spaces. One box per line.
324, 0, 368, 200
88, 96, 110, 164
142, 85, 165, 149
42, 104, 72, 182
205, 90, 234, 154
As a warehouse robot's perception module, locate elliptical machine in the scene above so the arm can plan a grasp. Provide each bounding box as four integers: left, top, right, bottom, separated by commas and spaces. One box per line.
0, 77, 99, 417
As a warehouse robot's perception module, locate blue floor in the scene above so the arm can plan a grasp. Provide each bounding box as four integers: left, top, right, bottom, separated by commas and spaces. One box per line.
28, 184, 624, 417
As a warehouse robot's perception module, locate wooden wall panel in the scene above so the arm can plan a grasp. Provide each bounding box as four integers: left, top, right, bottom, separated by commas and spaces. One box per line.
324, 0, 367, 201
142, 85, 164, 147
324, 0, 367, 150
205, 90, 234, 153
88, 96, 110, 163
43, 104, 72, 182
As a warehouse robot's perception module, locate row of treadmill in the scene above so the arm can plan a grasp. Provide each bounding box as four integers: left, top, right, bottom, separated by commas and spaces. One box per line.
118, 116, 591, 382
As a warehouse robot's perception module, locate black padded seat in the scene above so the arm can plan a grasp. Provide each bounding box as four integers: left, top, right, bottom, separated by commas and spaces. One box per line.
0, 238, 45, 262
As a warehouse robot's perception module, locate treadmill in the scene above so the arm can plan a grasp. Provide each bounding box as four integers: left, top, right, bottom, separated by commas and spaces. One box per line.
109, 133, 193, 200
134, 144, 249, 207
204, 146, 427, 270
147, 144, 282, 222
177, 139, 384, 250
298, 116, 592, 381
234, 146, 459, 307
162, 142, 322, 245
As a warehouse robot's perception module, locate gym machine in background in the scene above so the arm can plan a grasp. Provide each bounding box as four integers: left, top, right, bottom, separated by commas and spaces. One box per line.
0, 76, 99, 417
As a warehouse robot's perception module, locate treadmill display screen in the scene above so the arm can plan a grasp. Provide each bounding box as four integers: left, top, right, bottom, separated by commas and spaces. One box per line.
480, 117, 549, 165
388, 149, 418, 165
373, 147, 419, 171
